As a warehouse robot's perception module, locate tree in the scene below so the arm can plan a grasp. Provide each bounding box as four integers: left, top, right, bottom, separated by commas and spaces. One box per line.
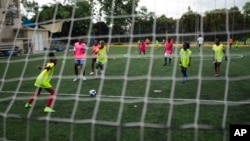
180, 6, 201, 33
92, 21, 109, 39
243, 2, 250, 17
24, 0, 249, 43
243, 2, 250, 30
155, 15, 168, 34
20, 0, 39, 20
228, 6, 244, 38
99, 0, 140, 36
32, 2, 92, 41
178, 6, 202, 42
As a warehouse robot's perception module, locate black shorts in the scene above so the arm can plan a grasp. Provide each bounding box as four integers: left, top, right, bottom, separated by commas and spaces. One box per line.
92, 58, 97, 63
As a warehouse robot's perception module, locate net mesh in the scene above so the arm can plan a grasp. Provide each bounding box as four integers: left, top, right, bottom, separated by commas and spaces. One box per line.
0, 0, 250, 141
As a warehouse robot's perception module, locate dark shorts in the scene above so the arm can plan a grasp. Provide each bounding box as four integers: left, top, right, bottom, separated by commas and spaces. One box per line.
92, 58, 97, 63
74, 59, 85, 65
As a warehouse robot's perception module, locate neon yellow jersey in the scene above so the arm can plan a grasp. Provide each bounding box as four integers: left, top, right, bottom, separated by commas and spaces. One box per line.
34, 62, 55, 88
96, 46, 107, 63
212, 44, 224, 60
179, 48, 192, 68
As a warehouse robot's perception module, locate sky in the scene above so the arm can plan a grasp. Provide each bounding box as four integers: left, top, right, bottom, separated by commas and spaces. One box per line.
137, 0, 248, 18
35, 0, 248, 18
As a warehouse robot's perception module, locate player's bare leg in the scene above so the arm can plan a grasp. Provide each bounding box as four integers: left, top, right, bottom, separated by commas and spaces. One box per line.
73, 64, 79, 81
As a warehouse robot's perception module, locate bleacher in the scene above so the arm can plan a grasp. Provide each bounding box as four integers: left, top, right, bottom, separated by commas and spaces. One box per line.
0, 44, 22, 56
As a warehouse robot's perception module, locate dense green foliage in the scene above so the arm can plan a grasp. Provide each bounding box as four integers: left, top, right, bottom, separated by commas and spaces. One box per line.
20, 1, 250, 43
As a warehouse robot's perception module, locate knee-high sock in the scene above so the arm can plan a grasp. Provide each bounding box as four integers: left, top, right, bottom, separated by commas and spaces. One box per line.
28, 88, 42, 104
95, 69, 98, 76
46, 91, 55, 107
169, 58, 171, 64
74, 65, 78, 76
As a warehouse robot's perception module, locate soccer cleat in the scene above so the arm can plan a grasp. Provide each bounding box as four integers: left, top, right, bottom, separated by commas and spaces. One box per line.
90, 72, 94, 75
73, 77, 78, 81
24, 103, 32, 108
82, 76, 86, 80
44, 107, 55, 113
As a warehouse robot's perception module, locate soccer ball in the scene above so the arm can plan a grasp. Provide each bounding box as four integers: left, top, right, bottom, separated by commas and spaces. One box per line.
89, 89, 97, 97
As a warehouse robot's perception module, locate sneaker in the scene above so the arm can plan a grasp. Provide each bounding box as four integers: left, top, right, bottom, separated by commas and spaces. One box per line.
44, 107, 55, 113
73, 77, 78, 81
90, 72, 94, 75
94, 75, 98, 79
214, 73, 219, 77
101, 75, 105, 79
24, 103, 32, 108
182, 76, 188, 83
184, 76, 188, 81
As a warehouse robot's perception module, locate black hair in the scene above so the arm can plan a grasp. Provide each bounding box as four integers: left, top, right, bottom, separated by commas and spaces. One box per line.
168, 38, 171, 42
48, 52, 57, 65
184, 41, 190, 49
48, 52, 55, 57
79, 38, 84, 43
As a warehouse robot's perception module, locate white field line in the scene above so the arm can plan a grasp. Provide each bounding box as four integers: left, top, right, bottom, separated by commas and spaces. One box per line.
1, 90, 250, 106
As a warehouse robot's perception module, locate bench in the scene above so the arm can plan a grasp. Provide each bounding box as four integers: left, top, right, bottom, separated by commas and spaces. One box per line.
0, 44, 22, 56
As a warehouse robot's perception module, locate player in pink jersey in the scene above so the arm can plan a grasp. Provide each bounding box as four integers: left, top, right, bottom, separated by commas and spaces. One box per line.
73, 38, 87, 81
163, 38, 173, 66
90, 40, 100, 75
139, 39, 146, 56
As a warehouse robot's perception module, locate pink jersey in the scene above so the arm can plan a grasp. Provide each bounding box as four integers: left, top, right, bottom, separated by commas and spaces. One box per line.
139, 42, 146, 51
164, 42, 173, 54
73, 42, 86, 60
92, 44, 100, 58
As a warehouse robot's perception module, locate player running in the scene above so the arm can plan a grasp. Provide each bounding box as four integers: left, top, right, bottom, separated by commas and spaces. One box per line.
73, 38, 87, 81
24, 52, 57, 113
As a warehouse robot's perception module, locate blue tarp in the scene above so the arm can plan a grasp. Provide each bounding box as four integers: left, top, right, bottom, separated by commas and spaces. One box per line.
22, 20, 36, 28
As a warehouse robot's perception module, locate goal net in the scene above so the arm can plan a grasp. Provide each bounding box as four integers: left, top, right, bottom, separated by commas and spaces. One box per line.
0, 0, 250, 141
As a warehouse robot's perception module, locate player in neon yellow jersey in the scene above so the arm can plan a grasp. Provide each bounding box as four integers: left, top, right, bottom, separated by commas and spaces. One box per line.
235, 40, 239, 48
212, 39, 227, 77
24, 52, 57, 113
95, 40, 107, 78
179, 42, 192, 83
155, 39, 159, 49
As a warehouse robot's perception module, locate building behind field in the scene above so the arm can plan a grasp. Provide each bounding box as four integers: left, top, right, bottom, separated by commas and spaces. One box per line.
0, 0, 49, 54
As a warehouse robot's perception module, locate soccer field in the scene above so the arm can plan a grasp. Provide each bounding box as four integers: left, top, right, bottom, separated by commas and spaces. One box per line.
0, 45, 250, 141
